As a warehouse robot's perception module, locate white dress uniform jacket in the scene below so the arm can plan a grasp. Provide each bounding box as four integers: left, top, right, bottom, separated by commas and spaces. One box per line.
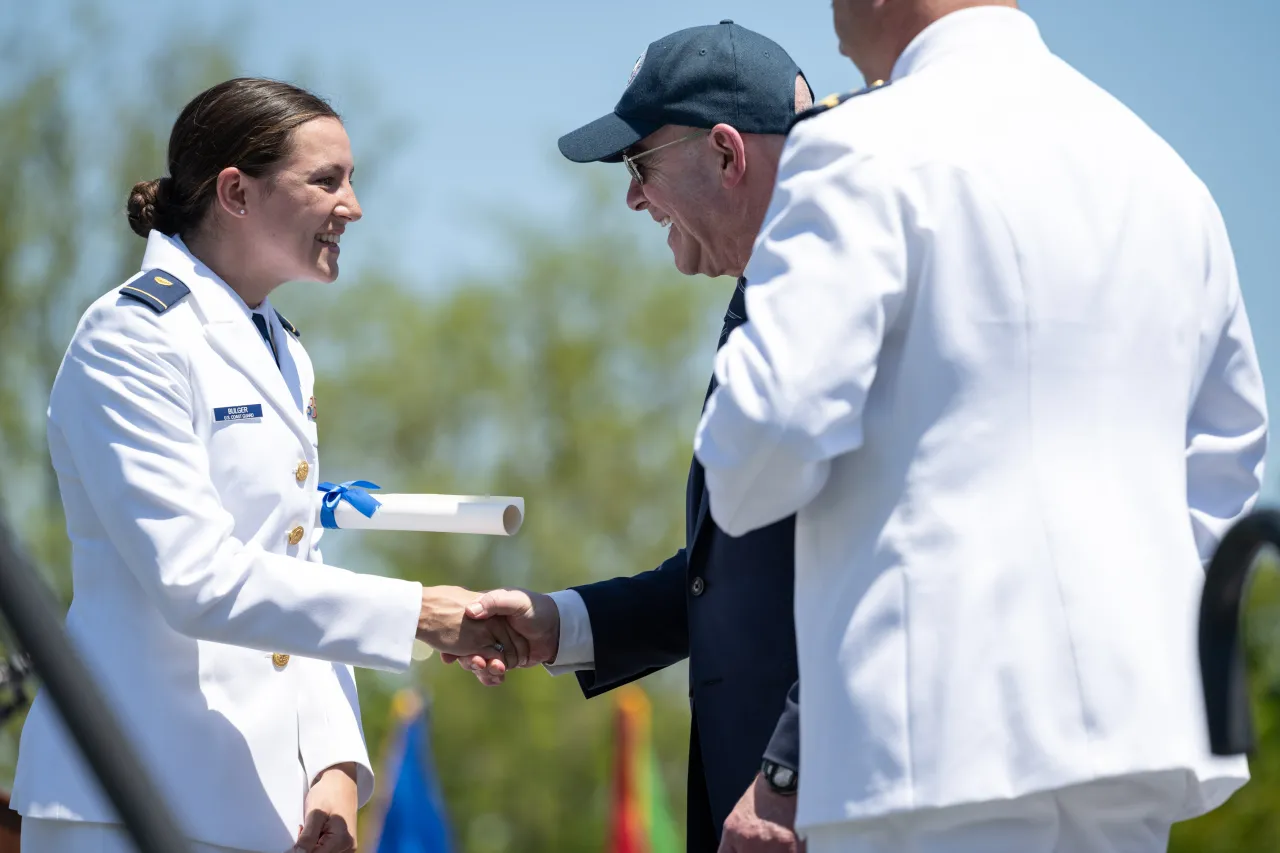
693, 6, 1268, 835
11, 231, 424, 852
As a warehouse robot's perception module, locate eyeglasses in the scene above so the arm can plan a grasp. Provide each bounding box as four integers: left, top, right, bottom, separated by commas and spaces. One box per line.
622, 129, 711, 185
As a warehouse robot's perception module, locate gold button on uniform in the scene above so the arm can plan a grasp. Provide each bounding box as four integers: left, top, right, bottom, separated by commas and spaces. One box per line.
272, 653, 290, 668
287, 525, 305, 546
294, 461, 310, 483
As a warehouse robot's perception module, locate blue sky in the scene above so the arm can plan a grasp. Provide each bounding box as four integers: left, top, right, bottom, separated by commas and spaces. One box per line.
21, 0, 1280, 491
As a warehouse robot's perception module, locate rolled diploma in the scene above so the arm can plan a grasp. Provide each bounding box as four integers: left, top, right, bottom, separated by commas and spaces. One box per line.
325, 493, 524, 536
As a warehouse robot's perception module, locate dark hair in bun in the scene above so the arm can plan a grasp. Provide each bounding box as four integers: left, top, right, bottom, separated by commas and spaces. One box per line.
127, 177, 176, 238
124, 77, 340, 239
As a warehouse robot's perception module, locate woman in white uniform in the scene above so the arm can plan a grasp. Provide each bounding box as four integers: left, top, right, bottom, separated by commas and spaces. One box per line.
10, 77, 521, 853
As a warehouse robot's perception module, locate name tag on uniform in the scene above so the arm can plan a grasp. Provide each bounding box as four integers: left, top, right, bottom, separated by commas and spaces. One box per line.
213, 404, 263, 423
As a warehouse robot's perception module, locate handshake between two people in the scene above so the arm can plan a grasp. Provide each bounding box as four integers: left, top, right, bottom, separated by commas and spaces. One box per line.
417, 586, 556, 685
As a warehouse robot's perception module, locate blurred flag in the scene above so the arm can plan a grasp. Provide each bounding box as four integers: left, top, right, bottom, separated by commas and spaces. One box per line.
374, 689, 454, 853
609, 686, 681, 853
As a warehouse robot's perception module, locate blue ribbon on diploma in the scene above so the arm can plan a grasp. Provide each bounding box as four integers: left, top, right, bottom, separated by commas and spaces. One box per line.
318, 480, 382, 530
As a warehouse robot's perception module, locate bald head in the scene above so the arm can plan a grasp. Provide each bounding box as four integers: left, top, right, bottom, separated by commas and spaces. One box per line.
795, 73, 814, 113
833, 0, 1018, 83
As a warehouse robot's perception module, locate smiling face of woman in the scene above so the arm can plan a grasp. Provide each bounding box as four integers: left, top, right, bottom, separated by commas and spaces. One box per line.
240, 116, 362, 286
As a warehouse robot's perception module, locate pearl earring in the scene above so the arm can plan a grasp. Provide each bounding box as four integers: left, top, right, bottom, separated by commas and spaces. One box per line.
239, 209, 246, 215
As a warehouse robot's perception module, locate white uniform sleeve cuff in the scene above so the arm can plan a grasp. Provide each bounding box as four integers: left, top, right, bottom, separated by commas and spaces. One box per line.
544, 589, 594, 675
296, 660, 375, 807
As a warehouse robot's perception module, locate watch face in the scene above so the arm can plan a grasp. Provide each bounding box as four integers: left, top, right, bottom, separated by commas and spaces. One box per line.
774, 767, 796, 789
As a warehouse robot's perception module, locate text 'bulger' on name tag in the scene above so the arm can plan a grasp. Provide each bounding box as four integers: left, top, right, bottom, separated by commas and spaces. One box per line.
213, 404, 264, 423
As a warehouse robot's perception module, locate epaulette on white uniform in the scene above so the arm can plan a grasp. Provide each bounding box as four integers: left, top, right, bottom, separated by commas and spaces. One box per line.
119, 269, 191, 314
787, 79, 892, 133
117, 267, 299, 337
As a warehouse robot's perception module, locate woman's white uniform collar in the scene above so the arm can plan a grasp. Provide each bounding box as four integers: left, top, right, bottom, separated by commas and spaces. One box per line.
140, 229, 272, 319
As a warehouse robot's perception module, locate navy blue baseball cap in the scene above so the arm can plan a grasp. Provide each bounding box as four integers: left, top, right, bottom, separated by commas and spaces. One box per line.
559, 20, 810, 164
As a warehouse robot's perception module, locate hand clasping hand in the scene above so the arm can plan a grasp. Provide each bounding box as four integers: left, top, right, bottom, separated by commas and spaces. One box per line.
441, 588, 561, 686
417, 585, 527, 678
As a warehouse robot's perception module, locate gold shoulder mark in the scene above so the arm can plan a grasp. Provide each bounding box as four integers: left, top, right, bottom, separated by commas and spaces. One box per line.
788, 79, 890, 133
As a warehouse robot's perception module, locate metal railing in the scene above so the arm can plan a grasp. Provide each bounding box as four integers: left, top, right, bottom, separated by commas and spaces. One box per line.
1198, 508, 1280, 756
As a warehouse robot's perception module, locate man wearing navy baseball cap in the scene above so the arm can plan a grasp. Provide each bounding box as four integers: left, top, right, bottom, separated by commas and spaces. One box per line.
559, 20, 807, 164
450, 21, 818, 853
560, 20, 812, 280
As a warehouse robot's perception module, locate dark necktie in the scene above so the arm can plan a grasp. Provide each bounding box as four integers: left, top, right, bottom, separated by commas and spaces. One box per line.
719, 277, 748, 347
251, 312, 280, 369
693, 278, 749, 529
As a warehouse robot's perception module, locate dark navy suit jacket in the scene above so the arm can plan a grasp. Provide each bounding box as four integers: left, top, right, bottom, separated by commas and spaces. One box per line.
571, 280, 799, 849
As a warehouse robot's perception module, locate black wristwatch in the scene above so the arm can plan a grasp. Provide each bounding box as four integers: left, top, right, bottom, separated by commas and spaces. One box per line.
761, 758, 798, 796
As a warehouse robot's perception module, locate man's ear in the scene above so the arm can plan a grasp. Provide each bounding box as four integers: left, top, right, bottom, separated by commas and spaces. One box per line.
710, 124, 748, 189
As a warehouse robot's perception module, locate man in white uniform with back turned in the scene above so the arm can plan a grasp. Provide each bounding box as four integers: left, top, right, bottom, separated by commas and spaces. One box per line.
693, 1, 1268, 851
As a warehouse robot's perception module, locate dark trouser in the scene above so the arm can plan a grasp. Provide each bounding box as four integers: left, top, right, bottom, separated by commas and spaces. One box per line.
687, 718, 721, 852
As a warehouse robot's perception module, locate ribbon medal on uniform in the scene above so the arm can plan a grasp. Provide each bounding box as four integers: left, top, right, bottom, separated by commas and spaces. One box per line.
306, 396, 318, 421
213, 404, 263, 423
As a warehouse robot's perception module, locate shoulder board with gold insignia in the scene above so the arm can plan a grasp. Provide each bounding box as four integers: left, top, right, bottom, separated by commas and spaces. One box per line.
119, 269, 190, 314
275, 311, 300, 339
788, 79, 891, 133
